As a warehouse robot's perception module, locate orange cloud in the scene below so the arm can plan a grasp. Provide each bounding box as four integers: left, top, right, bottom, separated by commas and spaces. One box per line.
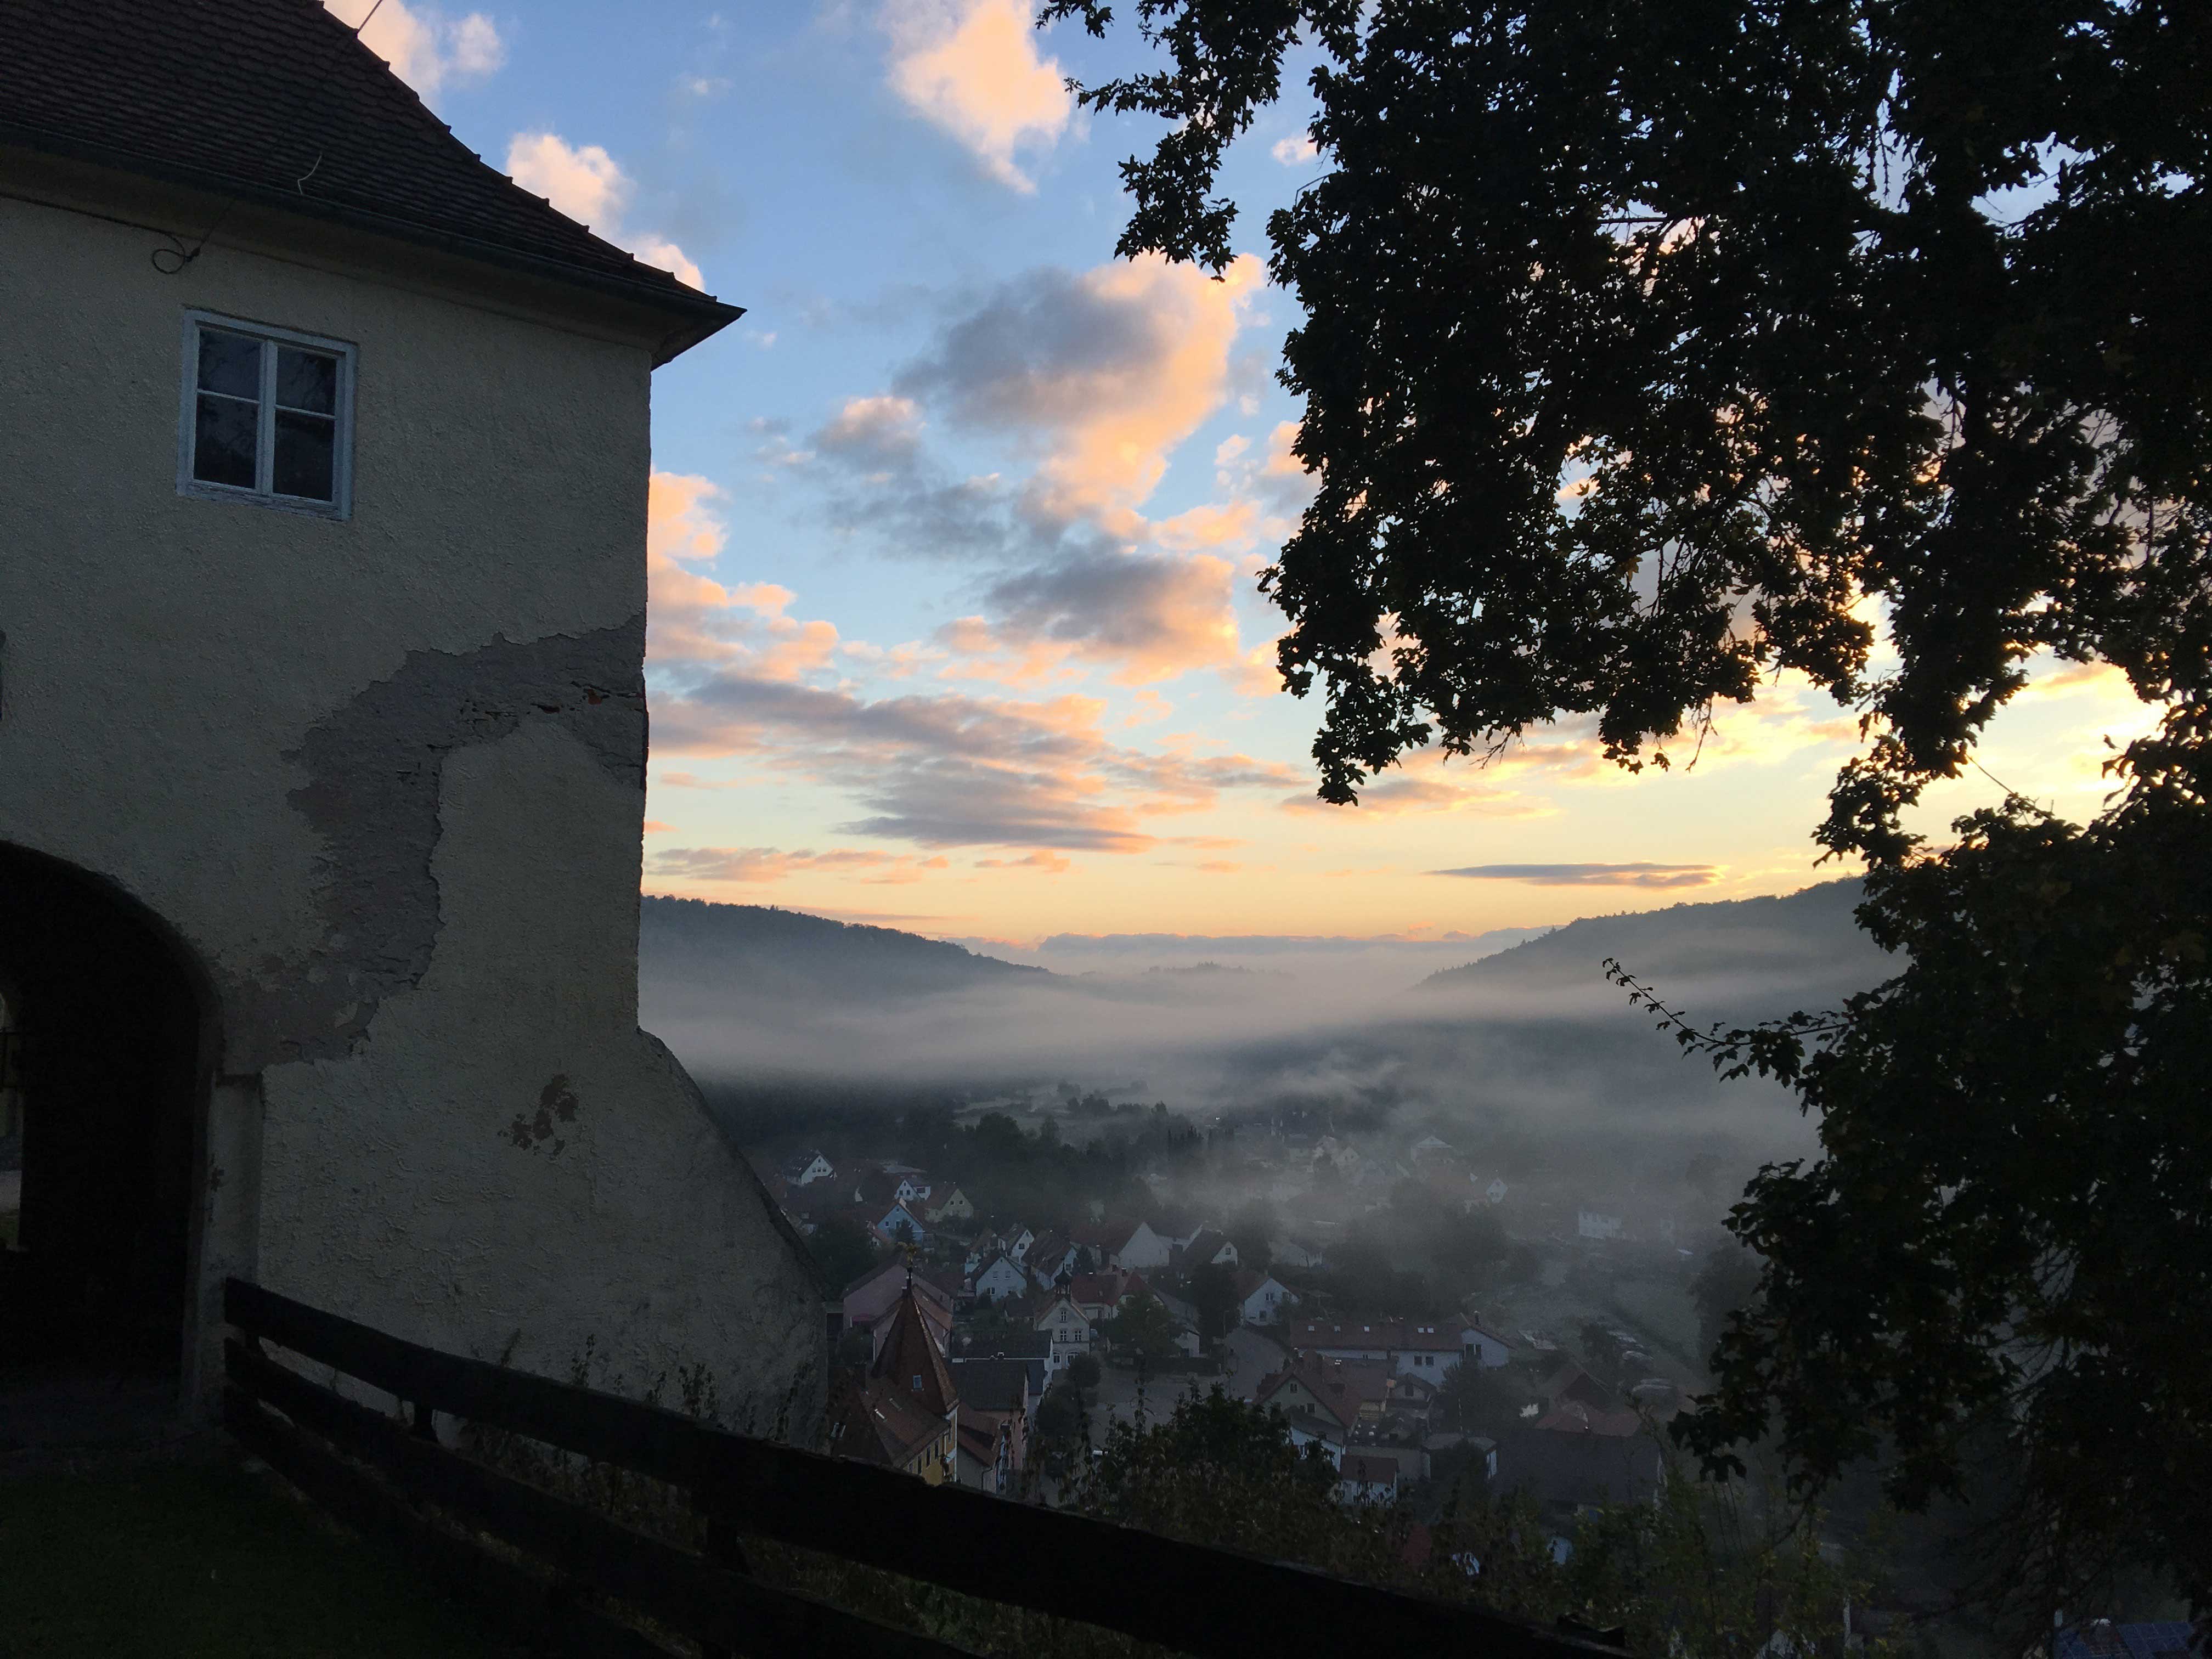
973, 851, 1073, 873
650, 672, 1297, 859
884, 0, 1072, 191
648, 845, 951, 885
505, 133, 703, 290
326, 0, 502, 97
646, 472, 845, 679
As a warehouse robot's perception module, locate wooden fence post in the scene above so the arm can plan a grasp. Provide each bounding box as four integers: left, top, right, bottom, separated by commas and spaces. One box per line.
699, 1509, 753, 1659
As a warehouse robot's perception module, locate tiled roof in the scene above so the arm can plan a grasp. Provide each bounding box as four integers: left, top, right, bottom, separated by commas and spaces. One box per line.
870, 1284, 957, 1418
947, 1357, 1035, 1413
0, 0, 737, 357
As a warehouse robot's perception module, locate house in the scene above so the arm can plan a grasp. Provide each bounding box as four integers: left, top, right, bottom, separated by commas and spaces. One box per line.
0, 0, 821, 1418
963, 1232, 1005, 1276
1233, 1270, 1296, 1326
1339, 1452, 1406, 1505
1026, 1232, 1080, 1290
1065, 1270, 1131, 1324
1270, 1235, 1327, 1269
826, 1284, 958, 1483
854, 1169, 933, 1210
781, 1151, 836, 1187
1392, 1323, 1462, 1380
962, 1330, 1057, 1375
1494, 1407, 1659, 1515
877, 1201, 930, 1246
1257, 1352, 1392, 1433
1113, 1220, 1174, 1271
1221, 1325, 1289, 1403
972, 1255, 1030, 1304
1409, 1133, 1454, 1164
1288, 1316, 1495, 1377
1004, 1225, 1036, 1263
1460, 1320, 1511, 1369
845, 1258, 953, 1358
1034, 1294, 1095, 1363
925, 1185, 975, 1225
1289, 1318, 1393, 1363
947, 1356, 1035, 1496
1576, 1207, 1627, 1241
1179, 1227, 1238, 1269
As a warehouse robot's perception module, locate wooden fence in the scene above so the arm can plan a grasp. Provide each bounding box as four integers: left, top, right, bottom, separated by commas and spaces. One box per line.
222, 1278, 1631, 1659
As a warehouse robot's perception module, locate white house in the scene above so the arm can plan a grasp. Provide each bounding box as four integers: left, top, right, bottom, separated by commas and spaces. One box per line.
1392, 1323, 1463, 1379
1005, 1226, 1036, 1263
1461, 1322, 1511, 1368
1577, 1209, 1627, 1241
877, 1203, 929, 1245
1235, 1272, 1297, 1326
1113, 1221, 1173, 1271
1034, 1295, 1094, 1361
973, 1255, 1029, 1303
1469, 1175, 1508, 1206
782, 1150, 835, 1187
0, 0, 823, 1423
1270, 1235, 1327, 1269
1181, 1227, 1238, 1269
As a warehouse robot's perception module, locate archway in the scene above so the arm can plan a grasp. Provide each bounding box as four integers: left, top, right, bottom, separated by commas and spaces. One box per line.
0, 844, 211, 1383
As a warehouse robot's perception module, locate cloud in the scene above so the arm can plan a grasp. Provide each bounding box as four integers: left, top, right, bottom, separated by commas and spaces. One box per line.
974, 850, 1072, 873
1431, 863, 1722, 888
898, 254, 1265, 529
651, 669, 1296, 856
649, 846, 951, 884
325, 0, 503, 97
505, 133, 705, 290
971, 544, 1242, 685
1270, 133, 1319, 166
811, 395, 926, 472
646, 472, 841, 676
883, 0, 1073, 191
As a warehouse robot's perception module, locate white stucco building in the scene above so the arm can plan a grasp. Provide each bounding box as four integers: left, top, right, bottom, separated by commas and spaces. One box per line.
0, 0, 825, 1424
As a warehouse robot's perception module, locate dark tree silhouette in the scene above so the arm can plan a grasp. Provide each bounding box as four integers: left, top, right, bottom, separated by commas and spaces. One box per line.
1046, 0, 2212, 1632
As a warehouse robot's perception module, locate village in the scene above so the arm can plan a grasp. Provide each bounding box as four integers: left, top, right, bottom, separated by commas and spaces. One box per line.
755, 1103, 1709, 1544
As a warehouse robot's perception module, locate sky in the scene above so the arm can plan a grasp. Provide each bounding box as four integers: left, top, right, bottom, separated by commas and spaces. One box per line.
333, 0, 2160, 953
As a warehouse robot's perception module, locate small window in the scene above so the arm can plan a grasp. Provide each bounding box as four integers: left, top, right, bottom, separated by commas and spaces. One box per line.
179, 312, 354, 516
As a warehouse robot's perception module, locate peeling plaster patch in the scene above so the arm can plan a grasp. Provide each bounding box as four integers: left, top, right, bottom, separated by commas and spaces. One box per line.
506, 1073, 582, 1155
225, 622, 647, 1069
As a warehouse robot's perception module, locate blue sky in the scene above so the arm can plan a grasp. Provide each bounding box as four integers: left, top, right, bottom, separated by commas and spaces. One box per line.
335, 0, 2157, 949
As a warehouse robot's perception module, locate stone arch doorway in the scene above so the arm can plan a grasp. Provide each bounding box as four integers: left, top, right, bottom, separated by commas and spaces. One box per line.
0, 843, 214, 1384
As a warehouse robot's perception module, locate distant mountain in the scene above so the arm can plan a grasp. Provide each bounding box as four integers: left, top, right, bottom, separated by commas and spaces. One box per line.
640, 898, 1047, 1000
1416, 879, 1887, 1005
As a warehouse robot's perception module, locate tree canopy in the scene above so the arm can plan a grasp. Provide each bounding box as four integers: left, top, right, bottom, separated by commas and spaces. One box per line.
1048, 0, 2210, 1634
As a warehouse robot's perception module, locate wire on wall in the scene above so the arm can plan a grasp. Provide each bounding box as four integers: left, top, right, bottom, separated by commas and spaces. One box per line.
150, 0, 389, 276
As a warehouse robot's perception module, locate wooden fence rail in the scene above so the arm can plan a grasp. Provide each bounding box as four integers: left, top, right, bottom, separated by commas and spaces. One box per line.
223, 1277, 1631, 1659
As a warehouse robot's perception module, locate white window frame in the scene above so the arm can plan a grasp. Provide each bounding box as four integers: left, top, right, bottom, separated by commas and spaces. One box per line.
177, 310, 356, 519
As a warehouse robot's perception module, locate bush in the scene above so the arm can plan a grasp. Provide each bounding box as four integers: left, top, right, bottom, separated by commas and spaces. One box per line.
1068, 1353, 1101, 1389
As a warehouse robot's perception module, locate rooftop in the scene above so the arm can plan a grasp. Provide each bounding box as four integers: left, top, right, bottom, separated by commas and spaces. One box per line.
1, 0, 737, 361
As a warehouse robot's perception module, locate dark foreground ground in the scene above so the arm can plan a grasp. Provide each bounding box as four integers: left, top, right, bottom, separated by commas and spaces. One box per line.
0, 1452, 516, 1657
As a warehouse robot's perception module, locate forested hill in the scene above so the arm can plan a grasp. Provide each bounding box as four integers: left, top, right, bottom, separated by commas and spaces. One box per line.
640, 898, 1046, 1000
1415, 879, 1886, 1002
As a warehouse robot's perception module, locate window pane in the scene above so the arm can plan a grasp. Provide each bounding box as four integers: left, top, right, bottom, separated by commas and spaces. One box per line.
193, 394, 257, 488
197, 331, 261, 399
275, 347, 336, 414
273, 409, 335, 500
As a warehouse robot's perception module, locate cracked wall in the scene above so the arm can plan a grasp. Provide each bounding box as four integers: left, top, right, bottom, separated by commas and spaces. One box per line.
0, 185, 826, 1429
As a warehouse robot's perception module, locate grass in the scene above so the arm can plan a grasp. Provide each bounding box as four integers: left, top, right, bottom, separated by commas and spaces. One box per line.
0, 1458, 524, 1657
